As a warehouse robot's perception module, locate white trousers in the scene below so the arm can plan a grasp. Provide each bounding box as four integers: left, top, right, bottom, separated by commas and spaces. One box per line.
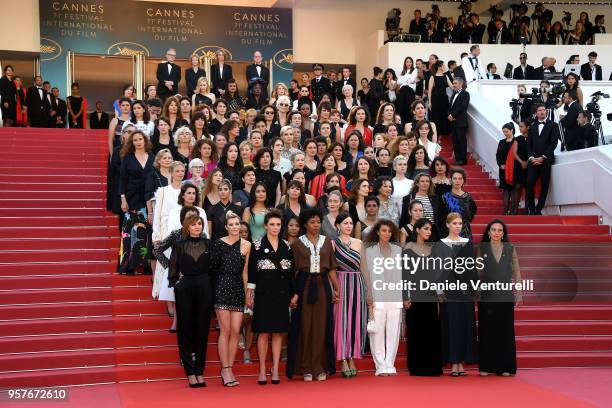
369, 304, 402, 375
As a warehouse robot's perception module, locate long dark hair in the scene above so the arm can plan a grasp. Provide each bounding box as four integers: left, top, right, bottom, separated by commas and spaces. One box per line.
249, 181, 270, 207
401, 56, 415, 75
480, 219, 510, 243
351, 157, 375, 181
130, 100, 150, 124
218, 141, 243, 169
411, 217, 433, 242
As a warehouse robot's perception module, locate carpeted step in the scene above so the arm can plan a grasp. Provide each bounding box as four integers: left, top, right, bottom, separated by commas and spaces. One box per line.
0, 261, 115, 277
472, 215, 601, 225
0, 286, 149, 306
0, 215, 118, 227
0, 249, 116, 263
0, 191, 108, 200
0, 227, 119, 239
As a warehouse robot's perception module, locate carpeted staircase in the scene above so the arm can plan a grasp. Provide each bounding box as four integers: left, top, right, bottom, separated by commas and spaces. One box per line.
0, 128, 611, 387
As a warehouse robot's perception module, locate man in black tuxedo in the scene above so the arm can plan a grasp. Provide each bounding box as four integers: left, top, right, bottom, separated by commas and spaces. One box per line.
534, 57, 556, 80
577, 111, 598, 148
156, 48, 181, 101
560, 92, 582, 151
245, 50, 269, 97
527, 104, 559, 215
211, 49, 232, 98
50, 87, 66, 128
467, 13, 486, 44
513, 53, 537, 80
448, 77, 470, 165
489, 19, 513, 44
336, 66, 356, 101
310, 63, 333, 105
580, 51, 603, 81
452, 53, 468, 82
89, 100, 110, 130
25, 76, 51, 127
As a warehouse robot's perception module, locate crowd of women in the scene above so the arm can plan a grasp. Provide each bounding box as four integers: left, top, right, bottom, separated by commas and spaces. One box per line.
106, 59, 523, 387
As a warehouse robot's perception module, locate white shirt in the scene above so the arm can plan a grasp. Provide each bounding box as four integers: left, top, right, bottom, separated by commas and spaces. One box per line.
152, 185, 182, 242
391, 177, 413, 207
461, 55, 486, 83
122, 120, 155, 138
256, 65, 261, 76
397, 70, 418, 90
219, 63, 224, 78
37, 87, 43, 100
450, 89, 461, 107
167, 63, 172, 75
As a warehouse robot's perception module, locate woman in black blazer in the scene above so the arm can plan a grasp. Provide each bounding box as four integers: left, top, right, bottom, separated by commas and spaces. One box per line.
119, 131, 155, 213
185, 55, 206, 98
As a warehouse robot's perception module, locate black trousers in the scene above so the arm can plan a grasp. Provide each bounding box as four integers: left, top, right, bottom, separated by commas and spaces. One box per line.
174, 274, 213, 376
452, 125, 468, 162
397, 86, 415, 124
526, 160, 552, 214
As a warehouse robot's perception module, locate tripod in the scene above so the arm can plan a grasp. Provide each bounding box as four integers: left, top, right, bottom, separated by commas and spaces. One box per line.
591, 115, 606, 146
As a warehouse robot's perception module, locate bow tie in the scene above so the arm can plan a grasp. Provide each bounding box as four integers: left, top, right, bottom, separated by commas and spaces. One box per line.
255, 64, 261, 67
539, 121, 546, 125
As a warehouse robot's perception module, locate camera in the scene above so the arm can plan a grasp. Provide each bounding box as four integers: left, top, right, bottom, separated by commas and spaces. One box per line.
586, 91, 610, 119
562, 11, 572, 26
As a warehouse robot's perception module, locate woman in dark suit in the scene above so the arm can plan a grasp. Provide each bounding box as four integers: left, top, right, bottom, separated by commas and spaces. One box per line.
118, 130, 155, 275
185, 54, 206, 98
247, 209, 297, 385
0, 65, 16, 126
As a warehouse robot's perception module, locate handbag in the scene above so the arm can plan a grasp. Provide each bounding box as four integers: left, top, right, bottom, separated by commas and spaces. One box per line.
366, 306, 377, 334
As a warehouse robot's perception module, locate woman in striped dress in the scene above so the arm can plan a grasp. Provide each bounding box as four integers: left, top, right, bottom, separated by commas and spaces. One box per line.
332, 212, 371, 378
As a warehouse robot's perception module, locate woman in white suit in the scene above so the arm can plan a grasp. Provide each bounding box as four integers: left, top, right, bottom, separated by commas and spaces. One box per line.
364, 219, 410, 376
151, 161, 185, 330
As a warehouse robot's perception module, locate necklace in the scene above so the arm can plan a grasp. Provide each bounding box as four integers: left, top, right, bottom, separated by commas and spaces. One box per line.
340, 235, 351, 247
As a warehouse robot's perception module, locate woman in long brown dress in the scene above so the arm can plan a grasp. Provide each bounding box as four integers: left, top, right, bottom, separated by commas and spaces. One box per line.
286, 208, 339, 381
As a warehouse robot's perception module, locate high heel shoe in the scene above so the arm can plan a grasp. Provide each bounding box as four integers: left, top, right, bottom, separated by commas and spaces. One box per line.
220, 367, 238, 387
188, 376, 198, 388
270, 369, 280, 385
258, 370, 267, 385
340, 360, 351, 378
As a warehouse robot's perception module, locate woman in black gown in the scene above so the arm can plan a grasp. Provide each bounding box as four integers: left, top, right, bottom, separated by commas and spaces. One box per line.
67, 82, 86, 128
403, 218, 442, 376
0, 65, 16, 126
166, 214, 213, 388
247, 209, 297, 385
427, 61, 451, 136
478, 220, 522, 376
434, 212, 478, 376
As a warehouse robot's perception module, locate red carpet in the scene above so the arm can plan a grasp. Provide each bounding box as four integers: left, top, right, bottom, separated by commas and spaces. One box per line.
3, 369, 611, 408
0, 128, 611, 388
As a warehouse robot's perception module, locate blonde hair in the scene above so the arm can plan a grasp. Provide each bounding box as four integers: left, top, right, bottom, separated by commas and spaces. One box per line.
153, 148, 172, 170
173, 126, 196, 146
195, 77, 209, 94
446, 212, 463, 224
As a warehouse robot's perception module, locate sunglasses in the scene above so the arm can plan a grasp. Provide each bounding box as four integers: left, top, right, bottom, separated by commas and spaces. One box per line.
265, 111, 274, 114
279, 103, 289, 107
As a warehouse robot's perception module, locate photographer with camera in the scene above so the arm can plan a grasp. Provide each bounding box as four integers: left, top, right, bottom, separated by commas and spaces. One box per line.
489, 19, 513, 44
560, 91, 582, 151
466, 13, 486, 44
510, 84, 533, 124
538, 80, 561, 121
